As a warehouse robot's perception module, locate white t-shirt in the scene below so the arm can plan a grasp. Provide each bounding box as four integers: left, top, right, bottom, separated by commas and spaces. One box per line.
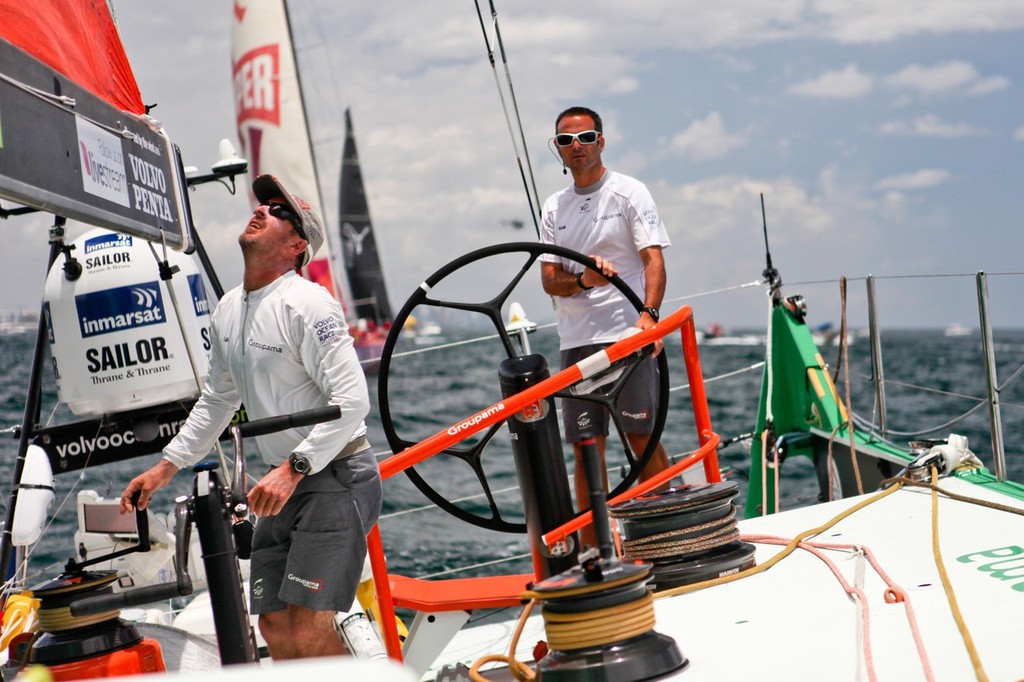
540, 171, 671, 350
162, 271, 369, 475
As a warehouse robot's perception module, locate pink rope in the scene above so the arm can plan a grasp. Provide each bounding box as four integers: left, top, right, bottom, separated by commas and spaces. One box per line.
743, 534, 935, 682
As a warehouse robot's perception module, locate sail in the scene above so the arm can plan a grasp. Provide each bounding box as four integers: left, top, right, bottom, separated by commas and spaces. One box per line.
0, 0, 193, 248
231, 0, 388, 370
230, 0, 342, 300
339, 109, 393, 324
0, 0, 142, 114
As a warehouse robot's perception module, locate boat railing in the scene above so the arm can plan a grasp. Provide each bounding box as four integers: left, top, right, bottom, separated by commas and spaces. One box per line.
856, 271, 1022, 481
366, 304, 722, 661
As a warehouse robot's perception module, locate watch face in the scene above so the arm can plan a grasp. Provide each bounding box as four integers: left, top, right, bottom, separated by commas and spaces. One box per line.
290, 454, 311, 474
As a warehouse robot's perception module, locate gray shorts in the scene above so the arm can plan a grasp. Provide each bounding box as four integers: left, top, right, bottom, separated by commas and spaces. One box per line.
560, 344, 659, 443
249, 448, 382, 614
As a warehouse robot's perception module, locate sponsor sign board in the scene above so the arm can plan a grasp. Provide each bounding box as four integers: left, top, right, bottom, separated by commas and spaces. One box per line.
0, 39, 193, 249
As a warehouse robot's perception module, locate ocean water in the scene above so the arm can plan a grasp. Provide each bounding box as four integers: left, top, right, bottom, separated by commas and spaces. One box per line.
2, 324, 1024, 586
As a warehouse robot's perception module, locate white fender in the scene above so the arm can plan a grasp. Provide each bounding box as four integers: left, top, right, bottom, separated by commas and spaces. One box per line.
11, 445, 55, 546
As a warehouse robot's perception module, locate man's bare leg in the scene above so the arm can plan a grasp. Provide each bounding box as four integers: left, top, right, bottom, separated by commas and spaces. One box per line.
259, 605, 345, 659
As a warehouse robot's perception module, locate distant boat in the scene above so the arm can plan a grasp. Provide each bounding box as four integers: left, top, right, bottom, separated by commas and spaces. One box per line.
505, 301, 537, 335
404, 315, 443, 344
697, 323, 763, 346
944, 323, 972, 337
811, 322, 854, 347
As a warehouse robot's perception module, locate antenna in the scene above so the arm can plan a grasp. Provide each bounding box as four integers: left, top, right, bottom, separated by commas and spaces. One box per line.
760, 193, 780, 293
185, 138, 248, 194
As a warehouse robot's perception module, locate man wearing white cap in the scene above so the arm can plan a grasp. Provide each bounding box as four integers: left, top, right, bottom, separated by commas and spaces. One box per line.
120, 175, 382, 660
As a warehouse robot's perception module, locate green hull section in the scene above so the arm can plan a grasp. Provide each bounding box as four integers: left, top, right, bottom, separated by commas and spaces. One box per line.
744, 301, 1024, 517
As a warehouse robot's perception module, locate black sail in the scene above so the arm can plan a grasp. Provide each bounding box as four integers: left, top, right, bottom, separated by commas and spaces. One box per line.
339, 108, 392, 324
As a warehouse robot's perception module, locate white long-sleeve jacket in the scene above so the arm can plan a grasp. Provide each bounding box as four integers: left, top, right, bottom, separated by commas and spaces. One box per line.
162, 271, 369, 475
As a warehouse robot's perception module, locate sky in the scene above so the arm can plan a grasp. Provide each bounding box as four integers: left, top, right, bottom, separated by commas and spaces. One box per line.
4, 0, 1024, 330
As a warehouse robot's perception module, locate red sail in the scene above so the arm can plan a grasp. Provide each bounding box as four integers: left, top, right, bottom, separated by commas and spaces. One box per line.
0, 0, 143, 114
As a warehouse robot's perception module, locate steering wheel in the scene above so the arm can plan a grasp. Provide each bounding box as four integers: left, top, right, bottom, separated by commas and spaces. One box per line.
377, 242, 669, 533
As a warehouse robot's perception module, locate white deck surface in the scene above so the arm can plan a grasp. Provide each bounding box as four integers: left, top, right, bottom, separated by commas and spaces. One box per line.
428, 477, 1024, 681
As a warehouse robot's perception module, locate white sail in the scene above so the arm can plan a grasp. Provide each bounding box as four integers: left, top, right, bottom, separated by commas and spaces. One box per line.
230, 0, 343, 301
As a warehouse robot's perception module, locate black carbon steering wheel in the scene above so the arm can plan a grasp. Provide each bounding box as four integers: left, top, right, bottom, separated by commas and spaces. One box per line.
377, 242, 669, 533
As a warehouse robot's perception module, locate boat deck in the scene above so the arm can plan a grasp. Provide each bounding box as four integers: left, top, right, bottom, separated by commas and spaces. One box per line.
429, 476, 1024, 681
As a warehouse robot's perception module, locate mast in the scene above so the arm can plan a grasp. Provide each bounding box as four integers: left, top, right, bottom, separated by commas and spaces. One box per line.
339, 109, 392, 324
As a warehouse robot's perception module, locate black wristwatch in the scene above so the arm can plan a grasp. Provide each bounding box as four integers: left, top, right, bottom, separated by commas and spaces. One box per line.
576, 271, 593, 291
642, 306, 660, 322
288, 453, 312, 475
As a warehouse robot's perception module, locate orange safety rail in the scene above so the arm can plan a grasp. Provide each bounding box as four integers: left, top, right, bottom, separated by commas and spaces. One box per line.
368, 305, 721, 661
543, 314, 721, 548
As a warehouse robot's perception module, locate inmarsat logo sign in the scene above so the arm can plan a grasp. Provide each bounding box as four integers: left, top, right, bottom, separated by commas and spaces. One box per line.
75, 283, 166, 338
84, 233, 133, 253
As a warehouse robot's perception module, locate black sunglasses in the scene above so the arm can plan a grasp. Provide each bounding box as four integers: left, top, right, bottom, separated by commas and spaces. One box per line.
263, 203, 308, 240
554, 130, 600, 147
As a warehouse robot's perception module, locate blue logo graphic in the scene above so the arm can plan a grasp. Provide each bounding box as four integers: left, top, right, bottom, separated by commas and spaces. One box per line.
188, 274, 211, 317
83, 233, 132, 254
75, 282, 166, 338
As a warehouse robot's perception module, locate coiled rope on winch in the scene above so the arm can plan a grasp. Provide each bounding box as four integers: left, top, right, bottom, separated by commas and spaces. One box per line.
620, 508, 739, 560
468, 567, 661, 682
539, 592, 656, 651
36, 603, 120, 632
521, 571, 656, 652
609, 481, 755, 589
30, 570, 122, 633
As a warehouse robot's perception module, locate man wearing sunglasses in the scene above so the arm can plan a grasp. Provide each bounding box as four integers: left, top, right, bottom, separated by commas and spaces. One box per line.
120, 174, 382, 660
539, 106, 672, 548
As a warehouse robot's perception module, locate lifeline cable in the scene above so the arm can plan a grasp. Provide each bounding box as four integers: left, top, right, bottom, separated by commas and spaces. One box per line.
474, 0, 542, 237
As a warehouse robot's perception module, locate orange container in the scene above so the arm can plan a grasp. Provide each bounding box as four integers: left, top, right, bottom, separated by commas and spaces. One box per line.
44, 638, 165, 680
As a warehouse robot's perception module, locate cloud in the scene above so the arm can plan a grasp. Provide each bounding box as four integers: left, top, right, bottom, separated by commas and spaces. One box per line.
878, 114, 985, 137
883, 60, 1009, 97
668, 112, 747, 161
968, 75, 1012, 95
788, 64, 873, 99
874, 169, 951, 191
1015, 127, 1024, 141
807, 0, 1024, 44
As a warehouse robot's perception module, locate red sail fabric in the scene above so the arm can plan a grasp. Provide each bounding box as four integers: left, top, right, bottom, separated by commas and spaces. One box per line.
0, 0, 144, 114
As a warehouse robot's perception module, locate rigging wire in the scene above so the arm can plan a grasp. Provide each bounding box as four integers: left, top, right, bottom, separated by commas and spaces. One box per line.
474, 0, 542, 238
